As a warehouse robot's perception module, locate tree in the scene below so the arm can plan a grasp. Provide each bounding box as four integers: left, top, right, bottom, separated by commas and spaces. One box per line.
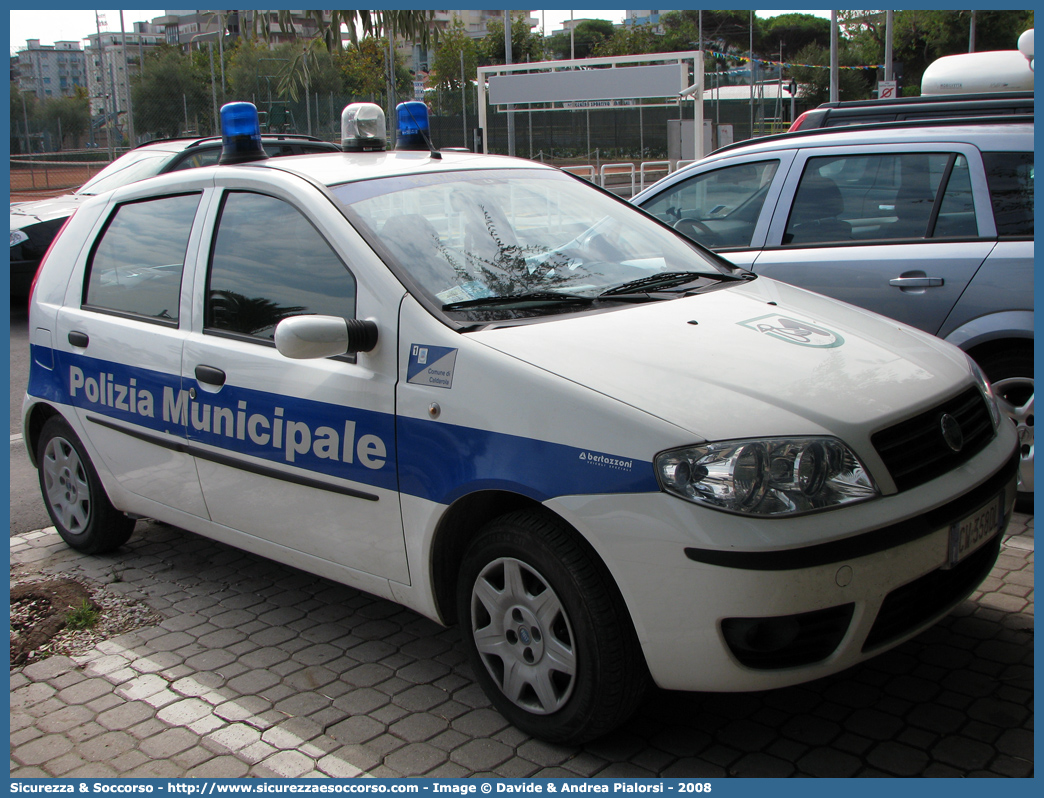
226, 38, 279, 102
761, 13, 832, 60
10, 85, 39, 153
549, 19, 616, 60
843, 10, 1034, 95
590, 25, 663, 58
788, 43, 873, 106
429, 19, 479, 114
478, 15, 543, 65
39, 93, 90, 150
252, 10, 438, 52
132, 44, 210, 139
276, 40, 344, 102
662, 10, 760, 54
341, 37, 411, 101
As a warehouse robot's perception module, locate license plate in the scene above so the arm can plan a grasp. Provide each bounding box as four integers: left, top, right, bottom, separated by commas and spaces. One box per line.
946, 495, 1002, 568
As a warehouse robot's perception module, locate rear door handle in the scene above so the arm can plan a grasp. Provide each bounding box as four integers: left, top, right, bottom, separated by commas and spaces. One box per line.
68, 331, 89, 348
889, 276, 944, 288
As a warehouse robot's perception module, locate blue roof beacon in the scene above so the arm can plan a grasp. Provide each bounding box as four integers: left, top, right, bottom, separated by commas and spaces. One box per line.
395, 101, 432, 151
218, 101, 269, 165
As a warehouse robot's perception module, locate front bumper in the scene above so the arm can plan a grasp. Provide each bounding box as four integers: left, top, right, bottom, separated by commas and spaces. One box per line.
549, 440, 1019, 693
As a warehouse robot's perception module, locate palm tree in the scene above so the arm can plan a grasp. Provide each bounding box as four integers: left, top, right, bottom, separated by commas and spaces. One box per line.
254, 10, 436, 52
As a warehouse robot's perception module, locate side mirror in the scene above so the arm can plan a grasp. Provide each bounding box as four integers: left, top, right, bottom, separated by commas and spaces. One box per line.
274, 315, 378, 359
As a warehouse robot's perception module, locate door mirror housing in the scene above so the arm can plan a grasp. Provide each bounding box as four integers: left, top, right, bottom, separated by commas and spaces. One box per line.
274, 315, 378, 359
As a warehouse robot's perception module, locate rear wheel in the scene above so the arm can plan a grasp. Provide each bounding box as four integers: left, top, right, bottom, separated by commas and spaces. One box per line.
457, 510, 647, 744
37, 416, 135, 554
977, 347, 1033, 512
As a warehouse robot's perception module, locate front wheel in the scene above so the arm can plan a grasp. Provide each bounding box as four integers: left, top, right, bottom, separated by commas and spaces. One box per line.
37, 416, 135, 554
977, 347, 1033, 512
457, 510, 647, 744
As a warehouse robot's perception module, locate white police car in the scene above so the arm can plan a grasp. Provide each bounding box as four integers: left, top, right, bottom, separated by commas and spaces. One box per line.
23, 102, 1019, 744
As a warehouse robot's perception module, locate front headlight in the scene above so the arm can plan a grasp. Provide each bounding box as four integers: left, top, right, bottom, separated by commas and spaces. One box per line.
655, 437, 879, 517
968, 358, 1002, 429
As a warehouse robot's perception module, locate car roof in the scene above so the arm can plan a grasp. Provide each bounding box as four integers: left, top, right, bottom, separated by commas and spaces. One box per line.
238, 149, 558, 188
700, 120, 1033, 163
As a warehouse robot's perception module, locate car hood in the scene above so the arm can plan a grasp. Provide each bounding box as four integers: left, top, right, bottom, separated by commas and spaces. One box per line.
469, 278, 972, 444
11, 193, 85, 230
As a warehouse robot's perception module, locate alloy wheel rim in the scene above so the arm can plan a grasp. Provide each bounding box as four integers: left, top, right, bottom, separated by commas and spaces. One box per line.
470, 556, 577, 715
42, 436, 90, 534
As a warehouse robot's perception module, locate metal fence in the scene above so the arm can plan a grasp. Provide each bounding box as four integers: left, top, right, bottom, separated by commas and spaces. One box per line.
9, 153, 115, 198
11, 96, 805, 201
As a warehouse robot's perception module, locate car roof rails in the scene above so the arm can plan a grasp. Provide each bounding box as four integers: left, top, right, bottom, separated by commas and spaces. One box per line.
133, 133, 327, 151
710, 114, 1033, 157
815, 90, 1034, 110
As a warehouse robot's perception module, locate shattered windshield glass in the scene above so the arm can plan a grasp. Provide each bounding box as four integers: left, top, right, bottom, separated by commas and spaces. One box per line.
331, 169, 743, 321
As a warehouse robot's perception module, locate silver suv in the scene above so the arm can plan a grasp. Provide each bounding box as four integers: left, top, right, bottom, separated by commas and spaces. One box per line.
633, 121, 1033, 504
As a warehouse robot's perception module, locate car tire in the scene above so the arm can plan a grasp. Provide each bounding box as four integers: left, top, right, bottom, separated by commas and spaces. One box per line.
978, 347, 1033, 513
456, 509, 648, 744
37, 416, 135, 554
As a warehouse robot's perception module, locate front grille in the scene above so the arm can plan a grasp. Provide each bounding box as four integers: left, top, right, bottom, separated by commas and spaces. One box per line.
871, 386, 994, 492
862, 534, 1001, 652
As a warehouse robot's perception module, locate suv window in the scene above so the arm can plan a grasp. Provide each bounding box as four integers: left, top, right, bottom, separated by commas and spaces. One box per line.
77, 152, 172, 195
206, 191, 357, 341
168, 143, 332, 172
84, 193, 200, 322
169, 148, 221, 171
640, 160, 779, 248
783, 152, 976, 245
982, 152, 1034, 237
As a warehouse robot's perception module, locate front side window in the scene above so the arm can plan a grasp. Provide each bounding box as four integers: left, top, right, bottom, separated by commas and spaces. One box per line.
639, 160, 779, 249
783, 152, 976, 245
206, 192, 357, 341
982, 152, 1034, 237
84, 193, 200, 322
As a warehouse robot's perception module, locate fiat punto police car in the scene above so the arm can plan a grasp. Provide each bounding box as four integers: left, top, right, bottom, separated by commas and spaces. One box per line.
23, 102, 1019, 744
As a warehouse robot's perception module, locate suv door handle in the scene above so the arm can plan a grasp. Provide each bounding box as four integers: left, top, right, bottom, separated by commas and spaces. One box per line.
889, 276, 944, 288
194, 365, 226, 387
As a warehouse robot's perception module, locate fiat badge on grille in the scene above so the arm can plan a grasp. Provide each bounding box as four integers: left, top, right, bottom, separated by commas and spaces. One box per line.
940, 413, 964, 452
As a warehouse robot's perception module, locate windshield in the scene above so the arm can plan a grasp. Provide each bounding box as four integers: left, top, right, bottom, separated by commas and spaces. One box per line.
77, 151, 173, 196
331, 169, 743, 321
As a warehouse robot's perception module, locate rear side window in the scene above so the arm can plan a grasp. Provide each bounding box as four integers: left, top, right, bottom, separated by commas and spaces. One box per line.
783, 152, 976, 245
982, 152, 1034, 237
205, 192, 357, 341
84, 193, 200, 323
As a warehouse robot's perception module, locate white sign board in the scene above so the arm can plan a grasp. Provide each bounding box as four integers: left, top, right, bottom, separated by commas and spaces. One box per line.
488, 63, 686, 106
877, 80, 898, 100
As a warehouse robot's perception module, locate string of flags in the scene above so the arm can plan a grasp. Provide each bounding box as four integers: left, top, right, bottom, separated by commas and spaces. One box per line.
705, 49, 884, 71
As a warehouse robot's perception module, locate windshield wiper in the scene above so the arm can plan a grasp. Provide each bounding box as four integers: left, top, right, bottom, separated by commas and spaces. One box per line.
442, 291, 595, 311
598, 271, 732, 298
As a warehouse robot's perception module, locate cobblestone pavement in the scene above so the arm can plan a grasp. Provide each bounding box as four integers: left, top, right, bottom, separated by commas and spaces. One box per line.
10, 515, 1033, 779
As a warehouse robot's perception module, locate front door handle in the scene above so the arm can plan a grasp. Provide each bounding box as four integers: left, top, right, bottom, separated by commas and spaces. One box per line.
194, 365, 226, 387
68, 331, 89, 348
889, 276, 944, 288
